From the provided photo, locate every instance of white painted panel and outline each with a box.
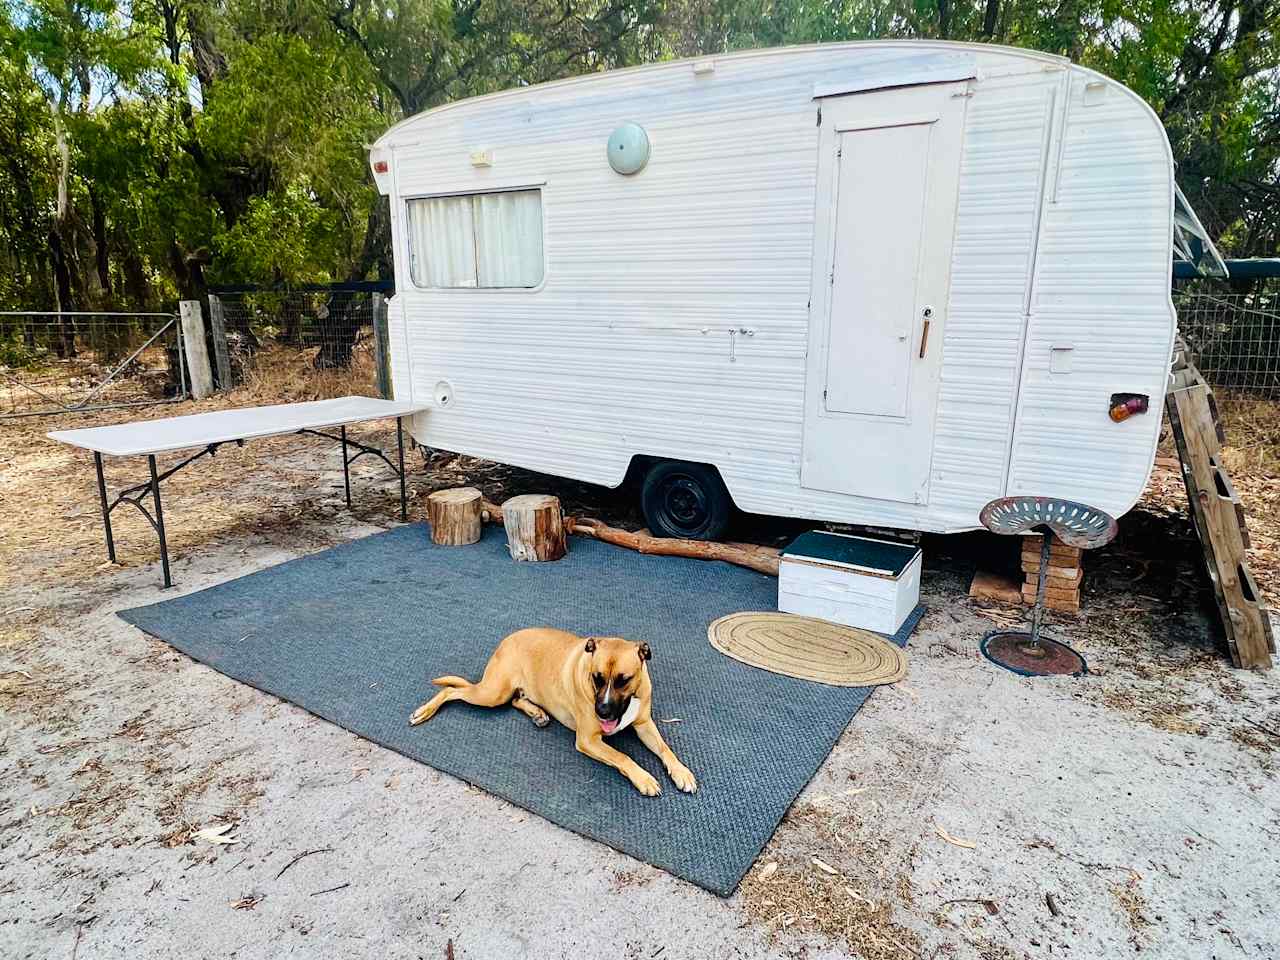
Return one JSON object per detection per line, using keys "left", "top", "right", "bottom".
{"left": 802, "top": 81, "right": 967, "bottom": 505}
{"left": 1005, "top": 68, "right": 1175, "bottom": 518}
{"left": 812, "top": 52, "right": 975, "bottom": 98}
{"left": 778, "top": 551, "right": 920, "bottom": 633}
{"left": 824, "top": 122, "right": 931, "bottom": 418}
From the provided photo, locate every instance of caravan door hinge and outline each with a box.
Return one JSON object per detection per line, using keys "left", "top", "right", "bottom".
{"left": 816, "top": 105, "right": 822, "bottom": 126}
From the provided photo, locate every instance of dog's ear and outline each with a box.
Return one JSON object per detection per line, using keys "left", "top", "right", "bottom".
{"left": 584, "top": 637, "right": 596, "bottom": 654}
{"left": 638, "top": 642, "right": 652, "bottom": 662}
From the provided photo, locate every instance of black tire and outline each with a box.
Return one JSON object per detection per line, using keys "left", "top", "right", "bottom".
{"left": 640, "top": 461, "right": 733, "bottom": 540}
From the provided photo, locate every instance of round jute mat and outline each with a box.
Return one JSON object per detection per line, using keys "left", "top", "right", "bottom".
{"left": 707, "top": 612, "right": 907, "bottom": 687}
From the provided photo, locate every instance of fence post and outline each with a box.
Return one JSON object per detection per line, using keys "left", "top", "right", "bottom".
{"left": 372, "top": 292, "right": 393, "bottom": 400}
{"left": 179, "top": 300, "right": 214, "bottom": 400}
{"left": 207, "top": 294, "right": 233, "bottom": 389}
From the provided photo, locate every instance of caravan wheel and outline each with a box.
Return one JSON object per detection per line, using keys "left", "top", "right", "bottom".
{"left": 640, "top": 461, "right": 732, "bottom": 541}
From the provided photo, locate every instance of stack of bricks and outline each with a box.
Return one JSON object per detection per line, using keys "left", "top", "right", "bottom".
{"left": 1021, "top": 535, "right": 1083, "bottom": 613}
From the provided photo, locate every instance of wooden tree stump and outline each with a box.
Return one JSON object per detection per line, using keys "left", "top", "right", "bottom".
{"left": 502, "top": 494, "right": 567, "bottom": 562}
{"left": 426, "top": 487, "right": 483, "bottom": 546}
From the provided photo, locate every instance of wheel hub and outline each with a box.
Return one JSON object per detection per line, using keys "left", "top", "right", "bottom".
{"left": 663, "top": 476, "right": 708, "bottom": 531}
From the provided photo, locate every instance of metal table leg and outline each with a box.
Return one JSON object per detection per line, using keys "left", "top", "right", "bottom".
{"left": 340, "top": 425, "right": 352, "bottom": 508}
{"left": 148, "top": 454, "right": 172, "bottom": 588}
{"left": 94, "top": 452, "right": 116, "bottom": 563}
{"left": 396, "top": 416, "right": 407, "bottom": 521}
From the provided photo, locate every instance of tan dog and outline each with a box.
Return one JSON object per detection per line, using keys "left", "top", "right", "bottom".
{"left": 409, "top": 628, "right": 696, "bottom": 796}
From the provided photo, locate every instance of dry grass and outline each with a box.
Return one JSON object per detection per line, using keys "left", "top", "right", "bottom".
{"left": 1098, "top": 689, "right": 1207, "bottom": 736}
{"left": 1146, "top": 397, "right": 1280, "bottom": 607}
{"left": 1216, "top": 397, "right": 1280, "bottom": 477}
{"left": 1230, "top": 726, "right": 1276, "bottom": 755}
{"left": 234, "top": 341, "right": 378, "bottom": 406}
{"left": 739, "top": 801, "right": 922, "bottom": 959}
{"left": 1109, "top": 874, "right": 1152, "bottom": 946}
{"left": 609, "top": 868, "right": 654, "bottom": 892}
{"left": 741, "top": 865, "right": 921, "bottom": 960}
{"left": 0, "top": 346, "right": 396, "bottom": 593}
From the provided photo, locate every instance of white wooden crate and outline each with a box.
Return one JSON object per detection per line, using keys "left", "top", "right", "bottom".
{"left": 778, "top": 531, "right": 922, "bottom": 634}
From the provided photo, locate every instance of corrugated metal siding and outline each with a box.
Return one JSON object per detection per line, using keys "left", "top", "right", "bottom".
{"left": 928, "top": 75, "right": 1057, "bottom": 528}
{"left": 378, "top": 45, "right": 1173, "bottom": 533}
{"left": 1005, "top": 70, "right": 1174, "bottom": 516}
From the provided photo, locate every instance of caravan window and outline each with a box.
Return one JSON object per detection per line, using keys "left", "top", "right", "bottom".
{"left": 405, "top": 189, "right": 544, "bottom": 289}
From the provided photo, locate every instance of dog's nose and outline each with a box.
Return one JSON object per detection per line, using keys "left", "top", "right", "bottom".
{"left": 595, "top": 701, "right": 612, "bottom": 719}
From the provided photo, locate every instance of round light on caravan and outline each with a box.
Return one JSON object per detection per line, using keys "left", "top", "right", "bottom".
{"left": 607, "top": 122, "right": 650, "bottom": 175}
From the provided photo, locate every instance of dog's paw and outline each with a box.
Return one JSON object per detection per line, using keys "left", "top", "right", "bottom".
{"left": 668, "top": 762, "right": 698, "bottom": 793}
{"left": 631, "top": 769, "right": 662, "bottom": 797}
{"left": 409, "top": 704, "right": 434, "bottom": 725}
{"left": 531, "top": 712, "right": 550, "bottom": 728}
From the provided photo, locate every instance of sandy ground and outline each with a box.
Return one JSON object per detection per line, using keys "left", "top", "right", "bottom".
{"left": 2, "top": 395, "right": 1278, "bottom": 959}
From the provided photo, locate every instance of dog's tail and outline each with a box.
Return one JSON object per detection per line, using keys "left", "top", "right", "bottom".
{"left": 431, "top": 675, "right": 470, "bottom": 688}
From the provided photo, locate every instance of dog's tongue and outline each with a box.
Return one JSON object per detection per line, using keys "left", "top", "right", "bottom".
{"left": 600, "top": 718, "right": 619, "bottom": 735}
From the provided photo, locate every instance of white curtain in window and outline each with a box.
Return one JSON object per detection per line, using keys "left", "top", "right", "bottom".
{"left": 475, "top": 190, "right": 544, "bottom": 287}
{"left": 407, "top": 195, "right": 477, "bottom": 288}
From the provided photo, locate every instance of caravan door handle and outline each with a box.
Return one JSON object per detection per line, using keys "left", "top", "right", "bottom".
{"left": 918, "top": 307, "right": 933, "bottom": 358}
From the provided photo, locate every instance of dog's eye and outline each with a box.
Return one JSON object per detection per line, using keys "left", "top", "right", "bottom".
{"left": 614, "top": 675, "right": 629, "bottom": 688}
{"left": 592, "top": 673, "right": 604, "bottom": 689}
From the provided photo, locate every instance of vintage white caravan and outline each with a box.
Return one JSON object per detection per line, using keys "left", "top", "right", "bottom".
{"left": 369, "top": 41, "right": 1222, "bottom": 539}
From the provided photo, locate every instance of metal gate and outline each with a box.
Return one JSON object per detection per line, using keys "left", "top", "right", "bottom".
{"left": 0, "top": 310, "right": 188, "bottom": 419}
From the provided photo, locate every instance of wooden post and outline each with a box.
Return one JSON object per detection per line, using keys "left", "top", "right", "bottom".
{"left": 426, "top": 487, "right": 483, "bottom": 545}
{"left": 207, "top": 294, "right": 233, "bottom": 389}
{"left": 179, "top": 300, "right": 213, "bottom": 400}
{"left": 372, "top": 292, "right": 392, "bottom": 400}
{"left": 502, "top": 494, "right": 567, "bottom": 562}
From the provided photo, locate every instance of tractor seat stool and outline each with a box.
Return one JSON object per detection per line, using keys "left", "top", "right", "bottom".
{"left": 977, "top": 497, "right": 1118, "bottom": 677}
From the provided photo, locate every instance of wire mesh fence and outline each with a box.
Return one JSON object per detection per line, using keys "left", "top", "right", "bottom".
{"left": 209, "top": 288, "right": 387, "bottom": 400}
{"left": 1176, "top": 291, "right": 1280, "bottom": 403}
{"left": 0, "top": 311, "right": 187, "bottom": 419}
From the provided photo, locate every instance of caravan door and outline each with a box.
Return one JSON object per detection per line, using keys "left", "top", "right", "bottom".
{"left": 801, "top": 82, "right": 967, "bottom": 505}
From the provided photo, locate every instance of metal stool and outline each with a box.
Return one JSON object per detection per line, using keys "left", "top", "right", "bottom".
{"left": 978, "top": 497, "right": 1118, "bottom": 676}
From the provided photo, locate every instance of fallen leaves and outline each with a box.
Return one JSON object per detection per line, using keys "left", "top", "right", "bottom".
{"left": 934, "top": 824, "right": 976, "bottom": 850}
{"left": 194, "top": 823, "right": 240, "bottom": 845}
{"left": 230, "top": 894, "right": 263, "bottom": 910}
{"left": 811, "top": 857, "right": 839, "bottom": 876}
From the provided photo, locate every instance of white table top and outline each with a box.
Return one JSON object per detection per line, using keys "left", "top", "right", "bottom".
{"left": 48, "top": 396, "right": 427, "bottom": 457}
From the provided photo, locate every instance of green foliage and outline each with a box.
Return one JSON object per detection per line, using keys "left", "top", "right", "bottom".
{"left": 0, "top": 334, "right": 47, "bottom": 369}
{"left": 213, "top": 184, "right": 345, "bottom": 284}
{"left": 0, "top": 0, "right": 1277, "bottom": 312}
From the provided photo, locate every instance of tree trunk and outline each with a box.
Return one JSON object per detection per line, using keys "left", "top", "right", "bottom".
{"left": 427, "top": 487, "right": 483, "bottom": 545}
{"left": 478, "top": 500, "right": 781, "bottom": 575}
{"left": 121, "top": 246, "right": 151, "bottom": 309}
{"left": 48, "top": 226, "right": 77, "bottom": 358}
{"left": 89, "top": 185, "right": 112, "bottom": 298}
{"left": 502, "top": 494, "right": 567, "bottom": 562}
{"left": 570, "top": 519, "right": 781, "bottom": 576}
{"left": 982, "top": 0, "right": 1000, "bottom": 38}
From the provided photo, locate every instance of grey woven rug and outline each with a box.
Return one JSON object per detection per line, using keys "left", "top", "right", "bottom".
{"left": 119, "top": 525, "right": 921, "bottom": 895}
